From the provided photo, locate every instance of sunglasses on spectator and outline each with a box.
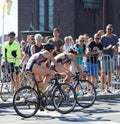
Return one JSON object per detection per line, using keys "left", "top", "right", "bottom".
{"left": 80, "top": 40, "right": 84, "bottom": 42}
{"left": 95, "top": 37, "right": 100, "bottom": 39}
{"left": 22, "top": 42, "right": 25, "bottom": 44}
{"left": 36, "top": 37, "right": 43, "bottom": 41}
{"left": 31, "top": 38, "right": 35, "bottom": 40}
{"left": 107, "top": 28, "right": 112, "bottom": 30}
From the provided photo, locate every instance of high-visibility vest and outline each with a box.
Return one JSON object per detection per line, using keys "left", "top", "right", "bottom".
{"left": 2, "top": 41, "right": 21, "bottom": 66}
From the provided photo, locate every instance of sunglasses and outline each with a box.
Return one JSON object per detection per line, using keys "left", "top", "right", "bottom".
{"left": 79, "top": 40, "right": 84, "bottom": 42}
{"left": 95, "top": 37, "right": 100, "bottom": 39}
{"left": 36, "top": 37, "right": 43, "bottom": 41}
{"left": 107, "top": 28, "right": 112, "bottom": 30}
{"left": 31, "top": 38, "right": 35, "bottom": 40}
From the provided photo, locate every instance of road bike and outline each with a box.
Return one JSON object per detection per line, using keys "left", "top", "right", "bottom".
{"left": 13, "top": 72, "right": 76, "bottom": 118}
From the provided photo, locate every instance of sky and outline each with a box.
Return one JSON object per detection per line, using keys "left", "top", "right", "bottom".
{"left": 0, "top": 0, "right": 18, "bottom": 36}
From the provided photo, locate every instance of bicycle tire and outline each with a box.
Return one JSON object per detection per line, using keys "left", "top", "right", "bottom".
{"left": 75, "top": 80, "right": 96, "bottom": 108}
{"left": 1, "top": 78, "right": 13, "bottom": 102}
{"left": 13, "top": 86, "right": 39, "bottom": 118}
{"left": 52, "top": 83, "right": 76, "bottom": 114}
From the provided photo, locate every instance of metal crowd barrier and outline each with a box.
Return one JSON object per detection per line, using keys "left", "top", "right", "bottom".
{"left": 0, "top": 55, "right": 120, "bottom": 92}
{"left": 72, "top": 54, "right": 120, "bottom": 92}
{"left": 112, "top": 54, "right": 120, "bottom": 90}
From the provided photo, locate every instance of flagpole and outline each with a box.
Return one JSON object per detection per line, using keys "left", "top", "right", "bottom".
{"left": 2, "top": 3, "right": 5, "bottom": 45}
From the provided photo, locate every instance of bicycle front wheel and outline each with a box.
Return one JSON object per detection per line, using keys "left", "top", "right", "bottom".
{"left": 13, "top": 86, "right": 39, "bottom": 118}
{"left": 52, "top": 83, "right": 76, "bottom": 114}
{"left": 75, "top": 80, "right": 96, "bottom": 108}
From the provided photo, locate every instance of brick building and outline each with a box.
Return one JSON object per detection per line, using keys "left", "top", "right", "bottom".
{"left": 18, "top": 0, "right": 120, "bottom": 41}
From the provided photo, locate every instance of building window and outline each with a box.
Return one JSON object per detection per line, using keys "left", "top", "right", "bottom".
{"left": 39, "top": 0, "right": 45, "bottom": 31}
{"left": 48, "top": 0, "right": 54, "bottom": 30}
{"left": 39, "top": 0, "right": 54, "bottom": 31}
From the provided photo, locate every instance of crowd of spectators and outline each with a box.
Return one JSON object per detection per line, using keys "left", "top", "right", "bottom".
{"left": 2, "top": 24, "right": 120, "bottom": 95}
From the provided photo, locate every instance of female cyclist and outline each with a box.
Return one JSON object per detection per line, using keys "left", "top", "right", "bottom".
{"left": 26, "top": 42, "right": 58, "bottom": 90}
{"left": 50, "top": 46, "right": 83, "bottom": 82}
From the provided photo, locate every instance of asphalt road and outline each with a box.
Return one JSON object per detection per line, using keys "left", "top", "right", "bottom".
{"left": 0, "top": 98, "right": 120, "bottom": 124}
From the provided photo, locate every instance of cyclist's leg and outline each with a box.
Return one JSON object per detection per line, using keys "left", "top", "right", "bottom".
{"left": 32, "top": 64, "right": 55, "bottom": 90}
{"left": 55, "top": 63, "right": 70, "bottom": 82}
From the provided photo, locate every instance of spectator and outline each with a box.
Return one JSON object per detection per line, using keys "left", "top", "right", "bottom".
{"left": 2, "top": 31, "right": 21, "bottom": 97}
{"left": 97, "top": 30, "right": 105, "bottom": 75}
{"left": 48, "top": 28, "right": 64, "bottom": 56}
{"left": 97, "top": 29, "right": 104, "bottom": 37}
{"left": 63, "top": 36, "right": 74, "bottom": 53}
{"left": 116, "top": 40, "right": 120, "bottom": 81}
{"left": 21, "top": 35, "right": 35, "bottom": 63}
{"left": 83, "top": 34, "right": 92, "bottom": 81}
{"left": 83, "top": 33, "right": 90, "bottom": 45}
{"left": 31, "top": 34, "right": 43, "bottom": 55}
{"left": 20, "top": 40, "right": 26, "bottom": 57}
{"left": 85, "top": 33, "right": 103, "bottom": 86}
{"left": 75, "top": 35, "right": 86, "bottom": 71}
{"left": 101, "top": 24, "right": 118, "bottom": 94}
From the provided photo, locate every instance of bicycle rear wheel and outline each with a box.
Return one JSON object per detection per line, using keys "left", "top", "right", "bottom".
{"left": 52, "top": 83, "right": 76, "bottom": 114}
{"left": 13, "top": 86, "right": 39, "bottom": 118}
{"left": 75, "top": 80, "right": 96, "bottom": 108}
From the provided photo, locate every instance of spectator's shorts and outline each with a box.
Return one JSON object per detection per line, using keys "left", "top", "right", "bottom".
{"left": 101, "top": 57, "right": 113, "bottom": 73}
{"left": 2, "top": 62, "right": 19, "bottom": 75}
{"left": 84, "top": 61, "right": 98, "bottom": 76}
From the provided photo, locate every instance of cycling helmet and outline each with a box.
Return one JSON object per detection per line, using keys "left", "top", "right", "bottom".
{"left": 68, "top": 46, "right": 79, "bottom": 54}
{"left": 44, "top": 42, "right": 54, "bottom": 51}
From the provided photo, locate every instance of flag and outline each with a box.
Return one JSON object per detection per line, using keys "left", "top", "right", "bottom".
{"left": 3, "top": 0, "right": 12, "bottom": 15}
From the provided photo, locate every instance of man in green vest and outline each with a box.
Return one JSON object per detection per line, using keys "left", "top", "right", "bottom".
{"left": 2, "top": 31, "right": 21, "bottom": 100}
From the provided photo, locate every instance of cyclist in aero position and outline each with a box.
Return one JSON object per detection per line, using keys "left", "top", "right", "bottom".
{"left": 26, "top": 42, "right": 60, "bottom": 91}
{"left": 50, "top": 46, "right": 83, "bottom": 82}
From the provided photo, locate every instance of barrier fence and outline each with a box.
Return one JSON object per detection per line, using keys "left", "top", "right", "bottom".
{"left": 0, "top": 55, "right": 120, "bottom": 93}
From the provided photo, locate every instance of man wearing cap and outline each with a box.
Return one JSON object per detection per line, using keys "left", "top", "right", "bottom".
{"left": 2, "top": 31, "right": 21, "bottom": 98}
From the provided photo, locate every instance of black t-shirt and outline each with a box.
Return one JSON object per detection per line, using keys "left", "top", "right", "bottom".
{"left": 87, "top": 41, "right": 103, "bottom": 63}
{"left": 34, "top": 44, "right": 43, "bottom": 53}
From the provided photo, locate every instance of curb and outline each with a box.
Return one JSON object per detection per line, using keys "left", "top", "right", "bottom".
{"left": 0, "top": 102, "right": 13, "bottom": 108}
{"left": 96, "top": 93, "right": 120, "bottom": 100}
